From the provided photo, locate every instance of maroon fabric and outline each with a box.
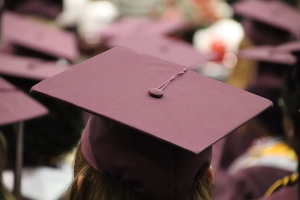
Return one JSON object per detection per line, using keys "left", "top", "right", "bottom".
{"left": 31, "top": 47, "right": 272, "bottom": 154}
{"left": 30, "top": 47, "right": 273, "bottom": 199}
{"left": 105, "top": 34, "right": 216, "bottom": 70}
{"left": 257, "top": 184, "right": 299, "bottom": 200}
{"left": 213, "top": 166, "right": 292, "bottom": 200}
{"left": 242, "top": 19, "right": 294, "bottom": 46}
{"left": 217, "top": 129, "right": 261, "bottom": 170}
{"left": 1, "top": 11, "right": 78, "bottom": 61}
{"left": 238, "top": 45, "right": 296, "bottom": 65}
{"left": 0, "top": 77, "right": 47, "bottom": 126}
{"left": 82, "top": 115, "right": 212, "bottom": 200}
{"left": 0, "top": 53, "right": 68, "bottom": 80}
{"left": 233, "top": 0, "right": 300, "bottom": 35}
{"left": 276, "top": 41, "right": 300, "bottom": 53}
{"left": 100, "top": 17, "right": 214, "bottom": 70}
{"left": 14, "top": 0, "right": 62, "bottom": 19}
{"left": 100, "top": 17, "right": 188, "bottom": 39}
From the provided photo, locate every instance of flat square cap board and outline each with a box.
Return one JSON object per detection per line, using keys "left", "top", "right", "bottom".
{"left": 100, "top": 17, "right": 188, "bottom": 39}
{"left": 238, "top": 45, "right": 296, "bottom": 65}
{"left": 0, "top": 77, "right": 48, "bottom": 126}
{"left": 31, "top": 47, "right": 272, "bottom": 154}
{"left": 106, "top": 34, "right": 217, "bottom": 69}
{"left": 0, "top": 53, "right": 69, "bottom": 81}
{"left": 1, "top": 11, "right": 79, "bottom": 61}
{"left": 233, "top": 0, "right": 300, "bottom": 35}
{"left": 275, "top": 41, "right": 300, "bottom": 54}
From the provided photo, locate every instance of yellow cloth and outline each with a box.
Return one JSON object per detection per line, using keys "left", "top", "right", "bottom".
{"left": 249, "top": 141, "right": 298, "bottom": 162}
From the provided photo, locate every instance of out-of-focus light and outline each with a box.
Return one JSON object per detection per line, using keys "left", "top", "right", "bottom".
{"left": 223, "top": 52, "right": 238, "bottom": 69}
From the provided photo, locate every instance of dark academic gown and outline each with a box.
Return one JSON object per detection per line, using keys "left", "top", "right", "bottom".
{"left": 257, "top": 184, "right": 299, "bottom": 200}
{"left": 212, "top": 166, "right": 292, "bottom": 200}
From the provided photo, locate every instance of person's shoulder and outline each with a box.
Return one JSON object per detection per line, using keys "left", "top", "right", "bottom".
{"left": 233, "top": 166, "right": 292, "bottom": 183}
{"left": 257, "top": 184, "right": 298, "bottom": 200}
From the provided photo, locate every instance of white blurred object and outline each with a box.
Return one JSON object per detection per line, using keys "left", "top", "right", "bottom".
{"left": 198, "top": 61, "right": 234, "bottom": 81}
{"left": 193, "top": 18, "right": 244, "bottom": 54}
{"left": 111, "top": 0, "right": 163, "bottom": 16}
{"left": 77, "top": 1, "right": 119, "bottom": 44}
{"left": 57, "top": 0, "right": 90, "bottom": 27}
{"left": 222, "top": 52, "right": 238, "bottom": 69}
{"left": 215, "top": 1, "right": 234, "bottom": 18}
{"left": 3, "top": 162, "right": 73, "bottom": 200}
{"left": 194, "top": 18, "right": 243, "bottom": 80}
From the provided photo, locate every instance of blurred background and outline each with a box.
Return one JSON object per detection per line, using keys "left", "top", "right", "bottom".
{"left": 0, "top": 0, "right": 299, "bottom": 199}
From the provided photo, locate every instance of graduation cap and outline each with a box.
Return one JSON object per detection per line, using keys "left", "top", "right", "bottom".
{"left": 12, "top": 0, "right": 62, "bottom": 19}
{"left": 0, "top": 53, "right": 69, "bottom": 81}
{"left": 0, "top": 77, "right": 48, "bottom": 199}
{"left": 105, "top": 34, "right": 216, "bottom": 69}
{"left": 30, "top": 47, "right": 272, "bottom": 199}
{"left": 1, "top": 11, "right": 79, "bottom": 61}
{"left": 238, "top": 45, "right": 297, "bottom": 65}
{"left": 275, "top": 41, "right": 300, "bottom": 57}
{"left": 233, "top": 0, "right": 300, "bottom": 35}
{"left": 100, "top": 17, "right": 187, "bottom": 39}
{"left": 233, "top": 0, "right": 300, "bottom": 45}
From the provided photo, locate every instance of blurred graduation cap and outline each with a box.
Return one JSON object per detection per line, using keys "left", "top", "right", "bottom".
{"left": 0, "top": 53, "right": 69, "bottom": 81}
{"left": 0, "top": 77, "right": 48, "bottom": 199}
{"left": 98, "top": 17, "right": 214, "bottom": 69}
{"left": 100, "top": 17, "right": 188, "bottom": 40}
{"left": 1, "top": 11, "right": 79, "bottom": 61}
{"left": 233, "top": 0, "right": 300, "bottom": 45}
{"left": 11, "top": 0, "right": 62, "bottom": 19}
{"left": 105, "top": 34, "right": 216, "bottom": 69}
{"left": 31, "top": 47, "right": 272, "bottom": 199}
{"left": 275, "top": 41, "right": 300, "bottom": 57}
{"left": 0, "top": 77, "right": 48, "bottom": 125}
{"left": 238, "top": 45, "right": 297, "bottom": 65}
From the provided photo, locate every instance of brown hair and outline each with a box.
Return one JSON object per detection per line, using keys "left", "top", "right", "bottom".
{"left": 63, "top": 142, "right": 212, "bottom": 200}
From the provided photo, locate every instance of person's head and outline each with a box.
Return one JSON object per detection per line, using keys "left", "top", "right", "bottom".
{"left": 64, "top": 141, "right": 213, "bottom": 200}
{"left": 63, "top": 115, "right": 214, "bottom": 200}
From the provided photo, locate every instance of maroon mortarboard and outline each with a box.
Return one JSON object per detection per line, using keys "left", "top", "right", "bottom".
{"left": 275, "top": 41, "right": 300, "bottom": 55}
{"left": 30, "top": 47, "right": 272, "bottom": 199}
{"left": 1, "top": 11, "right": 79, "bottom": 61}
{"left": 13, "top": 0, "right": 62, "bottom": 19}
{"left": 0, "top": 77, "right": 48, "bottom": 125}
{"left": 0, "top": 77, "right": 48, "bottom": 199}
{"left": 106, "top": 34, "right": 216, "bottom": 69}
{"left": 233, "top": 0, "right": 300, "bottom": 36}
{"left": 0, "top": 53, "right": 69, "bottom": 81}
{"left": 238, "top": 45, "right": 297, "bottom": 65}
{"left": 100, "top": 17, "right": 187, "bottom": 39}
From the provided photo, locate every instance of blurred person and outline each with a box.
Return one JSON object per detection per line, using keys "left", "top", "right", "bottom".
{"left": 30, "top": 47, "right": 272, "bottom": 200}
{"left": 227, "top": 0, "right": 300, "bottom": 89}
{"left": 218, "top": 45, "right": 294, "bottom": 169}
{"left": 212, "top": 76, "right": 298, "bottom": 200}
{"left": 258, "top": 56, "right": 300, "bottom": 200}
